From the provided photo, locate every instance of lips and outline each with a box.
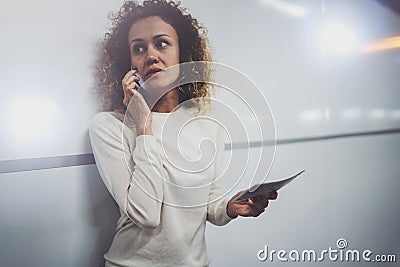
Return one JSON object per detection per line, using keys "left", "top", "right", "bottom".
{"left": 145, "top": 68, "right": 163, "bottom": 79}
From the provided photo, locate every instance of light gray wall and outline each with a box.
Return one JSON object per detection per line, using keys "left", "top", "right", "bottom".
{"left": 0, "top": 0, "right": 399, "bottom": 266}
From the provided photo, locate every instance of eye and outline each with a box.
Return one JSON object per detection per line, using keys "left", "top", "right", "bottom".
{"left": 132, "top": 44, "right": 145, "bottom": 54}
{"left": 155, "top": 40, "right": 169, "bottom": 49}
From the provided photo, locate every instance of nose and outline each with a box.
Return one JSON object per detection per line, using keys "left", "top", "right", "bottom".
{"left": 145, "top": 45, "right": 159, "bottom": 66}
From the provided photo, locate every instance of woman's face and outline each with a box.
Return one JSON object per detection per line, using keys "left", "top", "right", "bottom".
{"left": 128, "top": 16, "right": 180, "bottom": 85}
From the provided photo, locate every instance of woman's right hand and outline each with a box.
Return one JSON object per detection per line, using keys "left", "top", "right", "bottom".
{"left": 122, "top": 69, "right": 153, "bottom": 136}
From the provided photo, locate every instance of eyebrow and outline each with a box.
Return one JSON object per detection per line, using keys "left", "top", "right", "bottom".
{"left": 130, "top": 34, "right": 171, "bottom": 44}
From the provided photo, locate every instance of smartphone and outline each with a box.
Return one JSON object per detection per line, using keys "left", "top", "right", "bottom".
{"left": 131, "top": 68, "right": 149, "bottom": 105}
{"left": 134, "top": 71, "right": 143, "bottom": 87}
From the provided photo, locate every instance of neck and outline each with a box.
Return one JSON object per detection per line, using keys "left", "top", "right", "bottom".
{"left": 152, "top": 88, "right": 180, "bottom": 113}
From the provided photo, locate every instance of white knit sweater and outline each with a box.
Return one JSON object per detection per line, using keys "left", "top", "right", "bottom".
{"left": 89, "top": 107, "right": 233, "bottom": 267}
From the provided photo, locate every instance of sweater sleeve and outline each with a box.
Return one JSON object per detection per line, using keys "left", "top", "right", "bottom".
{"left": 206, "top": 126, "right": 234, "bottom": 226}
{"left": 89, "top": 112, "right": 164, "bottom": 230}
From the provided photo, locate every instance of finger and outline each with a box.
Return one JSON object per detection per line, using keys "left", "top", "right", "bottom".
{"left": 123, "top": 80, "right": 139, "bottom": 96}
{"left": 253, "top": 197, "right": 269, "bottom": 207}
{"left": 232, "top": 191, "right": 244, "bottom": 198}
{"left": 126, "top": 82, "right": 140, "bottom": 91}
{"left": 230, "top": 191, "right": 247, "bottom": 203}
{"left": 122, "top": 69, "right": 138, "bottom": 83}
{"left": 250, "top": 205, "right": 264, "bottom": 216}
{"left": 234, "top": 199, "right": 249, "bottom": 205}
{"left": 254, "top": 202, "right": 267, "bottom": 212}
{"left": 125, "top": 76, "right": 135, "bottom": 86}
{"left": 126, "top": 75, "right": 140, "bottom": 86}
{"left": 122, "top": 70, "right": 139, "bottom": 95}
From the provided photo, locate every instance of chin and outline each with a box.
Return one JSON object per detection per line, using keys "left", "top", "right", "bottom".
{"left": 144, "top": 71, "right": 179, "bottom": 92}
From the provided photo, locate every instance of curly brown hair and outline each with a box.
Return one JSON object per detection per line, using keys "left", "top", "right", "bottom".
{"left": 96, "top": 0, "right": 213, "bottom": 113}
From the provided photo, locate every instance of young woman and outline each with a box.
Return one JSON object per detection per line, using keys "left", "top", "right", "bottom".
{"left": 90, "top": 1, "right": 277, "bottom": 266}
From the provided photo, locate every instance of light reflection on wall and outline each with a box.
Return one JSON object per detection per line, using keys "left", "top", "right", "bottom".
{"left": 369, "top": 109, "right": 386, "bottom": 120}
{"left": 341, "top": 108, "right": 362, "bottom": 119}
{"left": 317, "top": 19, "right": 357, "bottom": 55}
{"left": 300, "top": 108, "right": 400, "bottom": 123}
{"left": 300, "top": 109, "right": 324, "bottom": 121}
{"left": 5, "top": 97, "right": 60, "bottom": 144}
{"left": 258, "top": 0, "right": 307, "bottom": 17}
{"left": 389, "top": 110, "right": 400, "bottom": 119}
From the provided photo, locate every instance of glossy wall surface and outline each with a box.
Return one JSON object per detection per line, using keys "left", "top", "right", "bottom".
{"left": 0, "top": 0, "right": 399, "bottom": 266}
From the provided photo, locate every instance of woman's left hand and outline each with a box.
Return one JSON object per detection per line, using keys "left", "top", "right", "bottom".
{"left": 226, "top": 191, "right": 278, "bottom": 218}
